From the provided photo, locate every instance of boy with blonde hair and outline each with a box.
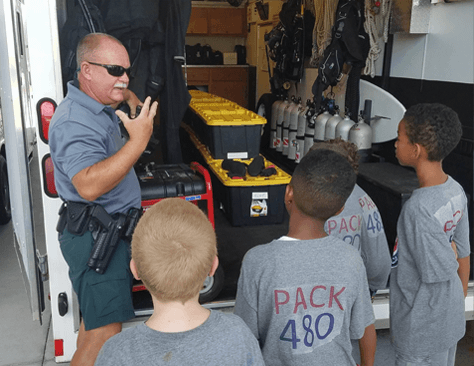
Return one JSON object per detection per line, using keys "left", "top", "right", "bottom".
{"left": 235, "top": 149, "right": 376, "bottom": 365}
{"left": 95, "top": 198, "right": 264, "bottom": 366}
{"left": 391, "top": 103, "right": 470, "bottom": 365}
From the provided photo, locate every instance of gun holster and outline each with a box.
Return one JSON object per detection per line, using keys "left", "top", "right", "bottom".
{"left": 56, "top": 202, "right": 142, "bottom": 274}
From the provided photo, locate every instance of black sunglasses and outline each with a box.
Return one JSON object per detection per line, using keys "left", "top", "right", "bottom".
{"left": 87, "top": 61, "right": 131, "bottom": 77}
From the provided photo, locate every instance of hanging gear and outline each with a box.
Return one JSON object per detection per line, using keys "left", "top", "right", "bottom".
{"left": 59, "top": 0, "right": 106, "bottom": 94}
{"left": 311, "top": 0, "right": 370, "bottom": 118}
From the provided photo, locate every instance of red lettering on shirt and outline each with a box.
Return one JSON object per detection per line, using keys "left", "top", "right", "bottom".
{"left": 444, "top": 210, "right": 463, "bottom": 233}
{"left": 339, "top": 218, "right": 348, "bottom": 233}
{"left": 327, "top": 220, "right": 337, "bottom": 235}
{"left": 293, "top": 287, "right": 308, "bottom": 313}
{"left": 274, "top": 290, "right": 289, "bottom": 315}
{"left": 310, "top": 286, "right": 326, "bottom": 308}
{"left": 359, "top": 196, "right": 375, "bottom": 210}
{"left": 349, "top": 215, "right": 361, "bottom": 231}
{"left": 329, "top": 286, "right": 346, "bottom": 310}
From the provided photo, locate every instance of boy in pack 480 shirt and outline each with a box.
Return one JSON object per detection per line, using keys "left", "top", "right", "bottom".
{"left": 235, "top": 149, "right": 376, "bottom": 366}
{"left": 391, "top": 103, "right": 470, "bottom": 366}
{"left": 310, "top": 139, "right": 391, "bottom": 294}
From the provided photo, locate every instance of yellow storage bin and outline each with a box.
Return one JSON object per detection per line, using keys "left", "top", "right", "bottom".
{"left": 186, "top": 91, "right": 266, "bottom": 160}
{"left": 183, "top": 124, "right": 291, "bottom": 226}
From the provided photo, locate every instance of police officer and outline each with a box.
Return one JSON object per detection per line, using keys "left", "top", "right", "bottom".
{"left": 49, "top": 33, "right": 158, "bottom": 366}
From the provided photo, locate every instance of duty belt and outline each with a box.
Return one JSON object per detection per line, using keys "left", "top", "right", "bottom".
{"left": 56, "top": 201, "right": 142, "bottom": 274}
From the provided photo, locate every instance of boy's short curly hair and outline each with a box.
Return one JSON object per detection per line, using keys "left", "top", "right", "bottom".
{"left": 403, "top": 103, "right": 462, "bottom": 162}
{"left": 131, "top": 198, "right": 217, "bottom": 303}
{"left": 291, "top": 149, "right": 356, "bottom": 220}
{"left": 309, "top": 138, "right": 360, "bottom": 174}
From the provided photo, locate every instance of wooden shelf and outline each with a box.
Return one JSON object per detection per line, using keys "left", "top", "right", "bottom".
{"left": 184, "top": 66, "right": 249, "bottom": 108}
{"left": 187, "top": 7, "right": 246, "bottom": 36}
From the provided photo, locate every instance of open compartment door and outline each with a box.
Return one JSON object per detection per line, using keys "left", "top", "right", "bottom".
{"left": 0, "top": 0, "right": 44, "bottom": 323}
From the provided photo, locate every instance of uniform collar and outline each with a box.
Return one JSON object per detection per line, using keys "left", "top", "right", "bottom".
{"left": 66, "top": 80, "right": 117, "bottom": 120}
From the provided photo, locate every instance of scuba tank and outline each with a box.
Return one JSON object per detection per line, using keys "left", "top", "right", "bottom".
{"left": 313, "top": 110, "right": 332, "bottom": 143}
{"left": 288, "top": 98, "right": 303, "bottom": 160}
{"left": 303, "top": 102, "right": 317, "bottom": 156}
{"left": 270, "top": 98, "right": 284, "bottom": 149}
{"left": 294, "top": 100, "right": 310, "bottom": 163}
{"left": 275, "top": 98, "right": 290, "bottom": 151}
{"left": 324, "top": 106, "right": 343, "bottom": 141}
{"left": 283, "top": 97, "right": 298, "bottom": 156}
{"left": 335, "top": 114, "right": 356, "bottom": 141}
{"left": 348, "top": 100, "right": 373, "bottom": 162}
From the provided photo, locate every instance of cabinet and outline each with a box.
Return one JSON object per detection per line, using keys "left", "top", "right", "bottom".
{"left": 187, "top": 7, "right": 246, "bottom": 36}
{"left": 184, "top": 66, "right": 249, "bottom": 108}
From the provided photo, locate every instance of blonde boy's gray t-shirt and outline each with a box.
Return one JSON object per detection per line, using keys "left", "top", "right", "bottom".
{"left": 235, "top": 236, "right": 375, "bottom": 366}
{"left": 94, "top": 310, "right": 264, "bottom": 366}
{"left": 390, "top": 176, "right": 470, "bottom": 356}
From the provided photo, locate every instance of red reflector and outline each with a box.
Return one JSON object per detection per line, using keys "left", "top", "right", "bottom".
{"left": 54, "top": 339, "right": 64, "bottom": 357}
{"left": 42, "top": 154, "right": 58, "bottom": 198}
{"left": 37, "top": 98, "right": 56, "bottom": 144}
{"left": 132, "top": 284, "right": 147, "bottom": 292}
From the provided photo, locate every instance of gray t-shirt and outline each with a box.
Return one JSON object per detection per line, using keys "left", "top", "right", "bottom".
{"left": 49, "top": 81, "right": 141, "bottom": 214}
{"left": 325, "top": 184, "right": 391, "bottom": 291}
{"left": 94, "top": 310, "right": 265, "bottom": 366}
{"left": 390, "top": 176, "right": 470, "bottom": 356}
{"left": 235, "top": 236, "right": 375, "bottom": 366}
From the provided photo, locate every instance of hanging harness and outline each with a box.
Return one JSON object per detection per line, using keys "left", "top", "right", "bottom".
{"left": 311, "top": 0, "right": 370, "bottom": 118}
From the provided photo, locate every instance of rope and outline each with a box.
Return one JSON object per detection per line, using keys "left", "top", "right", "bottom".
{"left": 363, "top": 0, "right": 393, "bottom": 77}
{"left": 310, "top": 0, "right": 338, "bottom": 68}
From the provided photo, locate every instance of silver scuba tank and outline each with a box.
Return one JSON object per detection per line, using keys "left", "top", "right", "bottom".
{"left": 294, "top": 100, "right": 310, "bottom": 163}
{"left": 270, "top": 99, "right": 284, "bottom": 149}
{"left": 313, "top": 110, "right": 332, "bottom": 143}
{"left": 276, "top": 98, "right": 290, "bottom": 152}
{"left": 335, "top": 115, "right": 356, "bottom": 141}
{"left": 288, "top": 98, "right": 303, "bottom": 160}
{"left": 283, "top": 97, "right": 298, "bottom": 156}
{"left": 349, "top": 99, "right": 373, "bottom": 162}
{"left": 324, "top": 107, "right": 343, "bottom": 141}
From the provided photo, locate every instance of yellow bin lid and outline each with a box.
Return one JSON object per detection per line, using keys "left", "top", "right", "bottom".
{"left": 183, "top": 124, "right": 291, "bottom": 187}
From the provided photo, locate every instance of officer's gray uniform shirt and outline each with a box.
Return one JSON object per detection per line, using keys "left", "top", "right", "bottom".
{"left": 49, "top": 81, "right": 141, "bottom": 214}
{"left": 390, "top": 176, "right": 470, "bottom": 356}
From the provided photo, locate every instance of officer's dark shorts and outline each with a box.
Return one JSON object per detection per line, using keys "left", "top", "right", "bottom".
{"left": 59, "top": 229, "right": 135, "bottom": 331}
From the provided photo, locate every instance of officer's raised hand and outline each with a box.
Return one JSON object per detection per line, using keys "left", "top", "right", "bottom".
{"left": 116, "top": 96, "right": 158, "bottom": 152}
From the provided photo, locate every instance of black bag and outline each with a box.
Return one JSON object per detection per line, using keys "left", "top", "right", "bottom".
{"left": 200, "top": 44, "right": 213, "bottom": 65}
{"left": 211, "top": 50, "right": 224, "bottom": 65}
{"left": 185, "top": 43, "right": 203, "bottom": 65}
{"left": 235, "top": 45, "right": 246, "bottom": 65}
{"left": 59, "top": 0, "right": 106, "bottom": 94}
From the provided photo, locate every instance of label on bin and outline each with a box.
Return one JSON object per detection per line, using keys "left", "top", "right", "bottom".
{"left": 252, "top": 192, "right": 268, "bottom": 200}
{"left": 227, "top": 152, "right": 248, "bottom": 159}
{"left": 251, "top": 199, "right": 268, "bottom": 217}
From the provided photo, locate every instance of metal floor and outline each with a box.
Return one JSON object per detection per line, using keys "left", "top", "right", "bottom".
{"left": 1, "top": 210, "right": 474, "bottom": 366}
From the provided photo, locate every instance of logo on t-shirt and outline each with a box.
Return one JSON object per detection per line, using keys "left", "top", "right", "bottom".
{"left": 391, "top": 238, "right": 398, "bottom": 268}
{"left": 274, "top": 284, "right": 346, "bottom": 354}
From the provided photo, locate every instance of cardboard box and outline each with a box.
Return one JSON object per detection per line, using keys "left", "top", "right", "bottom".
{"left": 223, "top": 52, "right": 238, "bottom": 65}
